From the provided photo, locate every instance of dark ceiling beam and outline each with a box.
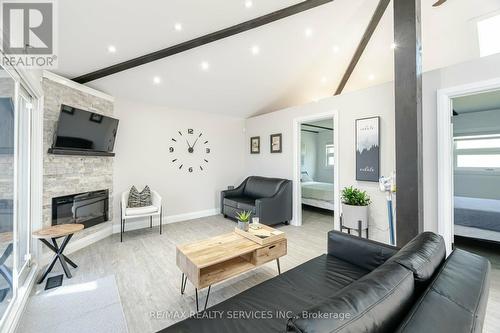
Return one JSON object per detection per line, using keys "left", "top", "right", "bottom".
{"left": 394, "top": 0, "right": 423, "bottom": 246}
{"left": 334, "top": 0, "right": 390, "bottom": 95}
{"left": 73, "top": 0, "right": 334, "bottom": 84}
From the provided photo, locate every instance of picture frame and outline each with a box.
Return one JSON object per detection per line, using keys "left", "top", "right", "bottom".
{"left": 355, "top": 116, "right": 380, "bottom": 182}
{"left": 270, "top": 133, "right": 282, "bottom": 153}
{"left": 89, "top": 113, "right": 103, "bottom": 123}
{"left": 250, "top": 136, "right": 260, "bottom": 154}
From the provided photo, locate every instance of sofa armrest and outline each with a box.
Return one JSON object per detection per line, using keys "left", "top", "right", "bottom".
{"left": 255, "top": 180, "right": 292, "bottom": 223}
{"left": 328, "top": 230, "right": 398, "bottom": 271}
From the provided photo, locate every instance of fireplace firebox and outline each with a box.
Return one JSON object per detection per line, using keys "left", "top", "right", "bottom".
{"left": 52, "top": 190, "right": 109, "bottom": 228}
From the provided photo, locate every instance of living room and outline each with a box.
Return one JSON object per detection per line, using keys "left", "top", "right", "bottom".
{"left": 1, "top": 0, "right": 500, "bottom": 332}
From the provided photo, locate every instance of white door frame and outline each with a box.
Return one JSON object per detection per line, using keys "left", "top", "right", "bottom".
{"left": 292, "top": 110, "right": 340, "bottom": 228}
{"left": 437, "top": 77, "right": 500, "bottom": 255}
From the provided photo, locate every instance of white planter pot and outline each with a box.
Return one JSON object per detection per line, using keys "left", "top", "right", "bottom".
{"left": 341, "top": 203, "right": 369, "bottom": 230}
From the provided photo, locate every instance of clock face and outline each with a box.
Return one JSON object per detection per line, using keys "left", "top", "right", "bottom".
{"left": 169, "top": 129, "right": 211, "bottom": 173}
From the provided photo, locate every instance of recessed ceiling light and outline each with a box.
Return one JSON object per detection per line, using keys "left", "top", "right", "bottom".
{"left": 305, "top": 28, "right": 313, "bottom": 38}
{"left": 320, "top": 76, "right": 328, "bottom": 84}
{"left": 251, "top": 45, "right": 260, "bottom": 55}
{"left": 200, "top": 61, "right": 210, "bottom": 71}
{"left": 107, "top": 45, "right": 116, "bottom": 53}
{"left": 368, "top": 74, "right": 375, "bottom": 81}
{"left": 332, "top": 45, "right": 340, "bottom": 53}
{"left": 153, "top": 76, "right": 161, "bottom": 84}
{"left": 174, "top": 23, "right": 183, "bottom": 31}
{"left": 390, "top": 42, "right": 397, "bottom": 49}
{"left": 245, "top": 0, "right": 253, "bottom": 8}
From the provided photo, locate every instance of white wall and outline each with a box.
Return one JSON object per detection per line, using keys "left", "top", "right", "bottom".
{"left": 245, "top": 84, "right": 395, "bottom": 243}
{"left": 315, "top": 130, "right": 335, "bottom": 183}
{"left": 245, "top": 53, "right": 500, "bottom": 244}
{"left": 300, "top": 131, "right": 317, "bottom": 179}
{"left": 113, "top": 99, "right": 246, "bottom": 229}
{"left": 422, "top": 53, "right": 500, "bottom": 234}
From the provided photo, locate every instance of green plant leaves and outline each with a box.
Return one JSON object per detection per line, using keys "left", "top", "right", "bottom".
{"left": 341, "top": 186, "right": 371, "bottom": 206}
{"left": 236, "top": 210, "right": 252, "bottom": 222}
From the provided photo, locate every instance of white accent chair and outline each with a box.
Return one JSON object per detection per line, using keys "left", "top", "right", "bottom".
{"left": 120, "top": 189, "right": 163, "bottom": 242}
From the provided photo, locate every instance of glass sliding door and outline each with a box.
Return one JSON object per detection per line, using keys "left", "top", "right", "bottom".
{"left": 15, "top": 86, "right": 33, "bottom": 285}
{"left": 0, "top": 65, "right": 35, "bottom": 322}
{"left": 0, "top": 66, "right": 16, "bottom": 319}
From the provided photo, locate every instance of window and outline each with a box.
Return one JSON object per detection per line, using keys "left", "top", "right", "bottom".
{"left": 454, "top": 135, "right": 500, "bottom": 170}
{"left": 325, "top": 144, "right": 334, "bottom": 167}
{"left": 478, "top": 14, "right": 500, "bottom": 57}
{"left": 0, "top": 66, "right": 35, "bottom": 321}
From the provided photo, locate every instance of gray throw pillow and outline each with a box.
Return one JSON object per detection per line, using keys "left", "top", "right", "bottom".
{"left": 127, "top": 186, "right": 152, "bottom": 208}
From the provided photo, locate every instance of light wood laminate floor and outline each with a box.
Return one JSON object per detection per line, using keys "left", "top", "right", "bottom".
{"left": 29, "top": 209, "right": 334, "bottom": 333}
{"left": 23, "top": 209, "right": 500, "bottom": 333}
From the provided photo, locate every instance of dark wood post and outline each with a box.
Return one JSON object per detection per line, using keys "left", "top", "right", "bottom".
{"left": 394, "top": 0, "right": 424, "bottom": 246}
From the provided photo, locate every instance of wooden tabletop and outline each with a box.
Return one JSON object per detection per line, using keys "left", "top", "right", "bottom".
{"left": 32, "top": 224, "right": 84, "bottom": 239}
{"left": 177, "top": 232, "right": 262, "bottom": 269}
{"left": 0, "top": 232, "right": 13, "bottom": 243}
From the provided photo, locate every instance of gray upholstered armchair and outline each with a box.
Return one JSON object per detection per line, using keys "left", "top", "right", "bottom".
{"left": 221, "top": 176, "right": 292, "bottom": 225}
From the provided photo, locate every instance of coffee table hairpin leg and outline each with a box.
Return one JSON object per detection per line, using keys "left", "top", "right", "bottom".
{"left": 180, "top": 273, "right": 211, "bottom": 312}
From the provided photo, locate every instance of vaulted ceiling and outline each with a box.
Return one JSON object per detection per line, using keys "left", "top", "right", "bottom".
{"left": 55, "top": 0, "right": 500, "bottom": 117}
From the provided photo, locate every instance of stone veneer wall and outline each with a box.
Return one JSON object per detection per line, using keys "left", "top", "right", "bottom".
{"left": 43, "top": 77, "right": 114, "bottom": 243}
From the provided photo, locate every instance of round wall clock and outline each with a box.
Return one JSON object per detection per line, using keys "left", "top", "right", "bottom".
{"left": 169, "top": 128, "right": 211, "bottom": 173}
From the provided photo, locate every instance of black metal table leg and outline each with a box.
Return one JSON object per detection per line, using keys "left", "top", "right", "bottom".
{"left": 40, "top": 239, "right": 78, "bottom": 268}
{"left": 276, "top": 258, "right": 281, "bottom": 275}
{"left": 195, "top": 286, "right": 212, "bottom": 312}
{"left": 38, "top": 234, "right": 76, "bottom": 284}
{"left": 181, "top": 273, "right": 187, "bottom": 294}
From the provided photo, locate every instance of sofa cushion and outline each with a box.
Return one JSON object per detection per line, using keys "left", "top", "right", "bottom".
{"left": 223, "top": 197, "right": 256, "bottom": 211}
{"left": 288, "top": 262, "right": 415, "bottom": 333}
{"left": 396, "top": 249, "right": 491, "bottom": 333}
{"left": 387, "top": 232, "right": 445, "bottom": 284}
{"left": 125, "top": 205, "right": 158, "bottom": 216}
{"left": 243, "top": 176, "right": 286, "bottom": 199}
{"left": 160, "top": 254, "right": 370, "bottom": 333}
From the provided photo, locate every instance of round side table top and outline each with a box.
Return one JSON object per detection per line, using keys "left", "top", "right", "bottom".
{"left": 32, "top": 224, "right": 84, "bottom": 239}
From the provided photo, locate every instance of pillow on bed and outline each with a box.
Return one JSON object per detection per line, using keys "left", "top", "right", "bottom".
{"left": 301, "top": 172, "right": 313, "bottom": 182}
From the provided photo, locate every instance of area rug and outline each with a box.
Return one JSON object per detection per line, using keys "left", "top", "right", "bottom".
{"left": 18, "top": 275, "right": 128, "bottom": 333}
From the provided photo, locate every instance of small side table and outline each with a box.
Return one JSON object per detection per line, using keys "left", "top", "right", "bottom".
{"left": 33, "top": 224, "right": 84, "bottom": 284}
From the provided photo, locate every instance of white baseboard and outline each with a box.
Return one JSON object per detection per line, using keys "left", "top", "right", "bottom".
{"left": 111, "top": 208, "right": 220, "bottom": 234}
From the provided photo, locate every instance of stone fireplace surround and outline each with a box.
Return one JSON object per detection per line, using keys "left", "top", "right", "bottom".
{"left": 42, "top": 72, "right": 115, "bottom": 254}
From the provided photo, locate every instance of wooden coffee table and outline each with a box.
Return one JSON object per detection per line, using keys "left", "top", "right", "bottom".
{"left": 176, "top": 227, "right": 287, "bottom": 311}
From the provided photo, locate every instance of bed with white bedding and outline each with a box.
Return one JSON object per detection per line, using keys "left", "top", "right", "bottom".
{"left": 454, "top": 196, "right": 500, "bottom": 232}
{"left": 301, "top": 181, "right": 334, "bottom": 211}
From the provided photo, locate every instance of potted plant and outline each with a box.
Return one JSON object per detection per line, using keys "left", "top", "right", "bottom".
{"left": 341, "top": 186, "right": 371, "bottom": 234}
{"left": 235, "top": 210, "right": 252, "bottom": 232}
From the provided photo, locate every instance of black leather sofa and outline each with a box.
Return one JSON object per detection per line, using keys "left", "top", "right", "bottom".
{"left": 160, "top": 231, "right": 491, "bottom": 333}
{"left": 221, "top": 176, "right": 292, "bottom": 225}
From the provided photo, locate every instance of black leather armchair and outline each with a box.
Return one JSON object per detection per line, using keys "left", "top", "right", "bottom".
{"left": 221, "top": 176, "right": 292, "bottom": 225}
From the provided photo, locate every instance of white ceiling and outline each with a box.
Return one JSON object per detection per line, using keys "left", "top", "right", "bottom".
{"left": 54, "top": 0, "right": 500, "bottom": 118}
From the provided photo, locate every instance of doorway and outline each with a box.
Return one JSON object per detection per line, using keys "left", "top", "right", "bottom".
{"left": 292, "top": 111, "right": 339, "bottom": 228}
{"left": 437, "top": 78, "right": 500, "bottom": 253}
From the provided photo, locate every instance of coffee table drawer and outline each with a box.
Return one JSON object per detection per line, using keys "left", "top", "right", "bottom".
{"left": 252, "top": 239, "right": 286, "bottom": 265}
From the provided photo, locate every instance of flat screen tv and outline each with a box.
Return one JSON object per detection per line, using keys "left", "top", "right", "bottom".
{"left": 51, "top": 105, "right": 119, "bottom": 154}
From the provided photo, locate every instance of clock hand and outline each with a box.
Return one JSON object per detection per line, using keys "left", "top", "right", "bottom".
{"left": 191, "top": 137, "right": 200, "bottom": 149}
{"left": 185, "top": 138, "right": 192, "bottom": 148}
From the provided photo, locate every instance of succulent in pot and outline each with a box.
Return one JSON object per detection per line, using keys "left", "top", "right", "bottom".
{"left": 341, "top": 186, "right": 371, "bottom": 236}
{"left": 235, "top": 210, "right": 252, "bottom": 232}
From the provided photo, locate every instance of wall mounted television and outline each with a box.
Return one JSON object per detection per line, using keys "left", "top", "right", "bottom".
{"left": 49, "top": 105, "right": 119, "bottom": 156}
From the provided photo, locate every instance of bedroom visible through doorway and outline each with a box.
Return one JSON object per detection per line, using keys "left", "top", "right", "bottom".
{"left": 300, "top": 118, "right": 335, "bottom": 224}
